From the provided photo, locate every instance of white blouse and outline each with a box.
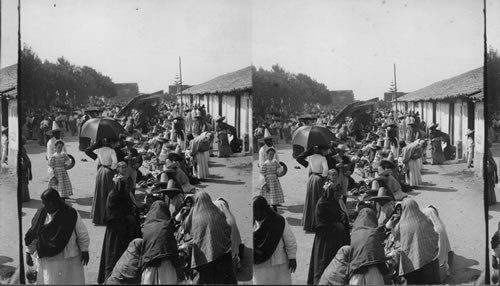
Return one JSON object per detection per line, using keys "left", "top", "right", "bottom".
{"left": 94, "top": 146, "right": 118, "bottom": 169}
{"left": 307, "top": 154, "right": 328, "bottom": 177}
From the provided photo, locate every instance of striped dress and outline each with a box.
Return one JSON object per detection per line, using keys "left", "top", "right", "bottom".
{"left": 260, "top": 160, "right": 285, "bottom": 205}
{"left": 48, "top": 153, "right": 73, "bottom": 197}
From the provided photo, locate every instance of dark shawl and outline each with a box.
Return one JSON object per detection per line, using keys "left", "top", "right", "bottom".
{"left": 349, "top": 208, "right": 388, "bottom": 276}
{"left": 141, "top": 201, "right": 179, "bottom": 270}
{"left": 25, "top": 203, "right": 78, "bottom": 258}
{"left": 315, "top": 193, "right": 343, "bottom": 231}
{"left": 254, "top": 210, "right": 286, "bottom": 264}
{"left": 105, "top": 177, "right": 136, "bottom": 227}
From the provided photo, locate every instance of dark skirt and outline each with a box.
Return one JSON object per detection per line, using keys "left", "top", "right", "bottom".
{"left": 404, "top": 258, "right": 440, "bottom": 285}
{"left": 218, "top": 132, "right": 232, "bottom": 157}
{"left": 307, "top": 227, "right": 347, "bottom": 285}
{"left": 193, "top": 251, "right": 237, "bottom": 285}
{"left": 302, "top": 173, "right": 325, "bottom": 232}
{"left": 20, "top": 170, "right": 31, "bottom": 203}
{"left": 97, "top": 219, "right": 139, "bottom": 284}
{"left": 431, "top": 140, "right": 445, "bottom": 165}
{"left": 91, "top": 166, "right": 115, "bottom": 225}
{"left": 488, "top": 169, "right": 497, "bottom": 206}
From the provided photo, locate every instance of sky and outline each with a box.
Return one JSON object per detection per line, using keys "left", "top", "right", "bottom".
{"left": 1, "top": 0, "right": 499, "bottom": 100}
{"left": 253, "top": 0, "right": 490, "bottom": 100}
{"left": 7, "top": 0, "right": 252, "bottom": 93}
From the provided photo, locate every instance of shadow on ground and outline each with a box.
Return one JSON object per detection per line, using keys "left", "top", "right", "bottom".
{"left": 285, "top": 204, "right": 304, "bottom": 214}
{"left": 204, "top": 179, "right": 245, "bottom": 186}
{"left": 286, "top": 217, "right": 302, "bottom": 227}
{"left": 22, "top": 199, "right": 42, "bottom": 210}
{"left": 208, "top": 163, "right": 227, "bottom": 168}
{"left": 413, "top": 186, "right": 457, "bottom": 193}
{"left": 75, "top": 197, "right": 93, "bottom": 206}
{"left": 446, "top": 253, "right": 481, "bottom": 284}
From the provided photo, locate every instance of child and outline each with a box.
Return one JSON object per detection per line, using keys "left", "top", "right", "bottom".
{"left": 260, "top": 148, "right": 284, "bottom": 211}
{"left": 48, "top": 140, "right": 73, "bottom": 199}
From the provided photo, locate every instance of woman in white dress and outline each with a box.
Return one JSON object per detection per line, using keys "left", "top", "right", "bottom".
{"left": 253, "top": 196, "right": 297, "bottom": 285}
{"left": 25, "top": 188, "right": 90, "bottom": 285}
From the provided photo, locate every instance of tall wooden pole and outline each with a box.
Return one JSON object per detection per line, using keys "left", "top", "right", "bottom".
{"left": 483, "top": 0, "right": 490, "bottom": 283}
{"left": 179, "top": 56, "right": 183, "bottom": 108}
{"left": 393, "top": 64, "right": 398, "bottom": 115}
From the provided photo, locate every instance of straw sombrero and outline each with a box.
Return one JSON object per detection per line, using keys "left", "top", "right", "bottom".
{"left": 66, "top": 154, "right": 76, "bottom": 170}
{"left": 277, "top": 161, "right": 288, "bottom": 177}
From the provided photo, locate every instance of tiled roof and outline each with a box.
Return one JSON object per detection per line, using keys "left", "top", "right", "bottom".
{"left": 181, "top": 66, "right": 252, "bottom": 95}
{"left": 398, "top": 67, "right": 483, "bottom": 102}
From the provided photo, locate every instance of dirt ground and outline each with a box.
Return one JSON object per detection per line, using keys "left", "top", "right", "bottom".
{"left": 0, "top": 169, "right": 20, "bottom": 283}
{"left": 20, "top": 136, "right": 253, "bottom": 284}
{"left": 252, "top": 142, "right": 485, "bottom": 284}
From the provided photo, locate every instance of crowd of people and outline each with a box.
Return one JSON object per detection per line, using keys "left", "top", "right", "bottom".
{"left": 21, "top": 102, "right": 246, "bottom": 284}
{"left": 253, "top": 108, "right": 465, "bottom": 284}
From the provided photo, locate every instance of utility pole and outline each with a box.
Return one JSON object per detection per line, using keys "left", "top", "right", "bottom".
{"left": 179, "top": 56, "right": 183, "bottom": 109}
{"left": 393, "top": 64, "right": 398, "bottom": 116}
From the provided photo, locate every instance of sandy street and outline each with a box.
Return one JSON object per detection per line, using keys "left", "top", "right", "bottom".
{"left": 20, "top": 136, "right": 253, "bottom": 284}
{"left": 252, "top": 142, "right": 485, "bottom": 284}
{"left": 0, "top": 170, "right": 21, "bottom": 282}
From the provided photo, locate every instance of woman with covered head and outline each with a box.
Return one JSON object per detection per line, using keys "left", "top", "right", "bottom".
{"left": 97, "top": 170, "right": 141, "bottom": 284}
{"left": 348, "top": 208, "right": 389, "bottom": 285}
{"left": 307, "top": 183, "right": 350, "bottom": 285}
{"left": 253, "top": 196, "right": 297, "bottom": 285}
{"left": 391, "top": 198, "right": 440, "bottom": 284}
{"left": 182, "top": 190, "right": 236, "bottom": 284}
{"left": 422, "top": 205, "right": 452, "bottom": 283}
{"left": 213, "top": 198, "right": 243, "bottom": 273}
{"left": 140, "top": 201, "right": 182, "bottom": 284}
{"left": 24, "top": 188, "right": 89, "bottom": 284}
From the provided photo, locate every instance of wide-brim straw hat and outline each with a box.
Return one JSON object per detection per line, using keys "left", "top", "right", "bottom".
{"left": 0, "top": 126, "right": 7, "bottom": 133}
{"left": 167, "top": 150, "right": 184, "bottom": 161}
{"left": 277, "top": 161, "right": 288, "bottom": 177}
{"left": 429, "top": 123, "right": 439, "bottom": 130}
{"left": 380, "top": 159, "right": 396, "bottom": 169}
{"left": 466, "top": 129, "right": 474, "bottom": 136}
{"left": 66, "top": 154, "right": 76, "bottom": 170}
{"left": 367, "top": 186, "right": 394, "bottom": 202}
{"left": 154, "top": 171, "right": 175, "bottom": 187}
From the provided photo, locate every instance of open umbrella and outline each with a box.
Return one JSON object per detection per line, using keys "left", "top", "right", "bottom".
{"left": 292, "top": 126, "right": 335, "bottom": 149}
{"left": 80, "top": 118, "right": 125, "bottom": 143}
